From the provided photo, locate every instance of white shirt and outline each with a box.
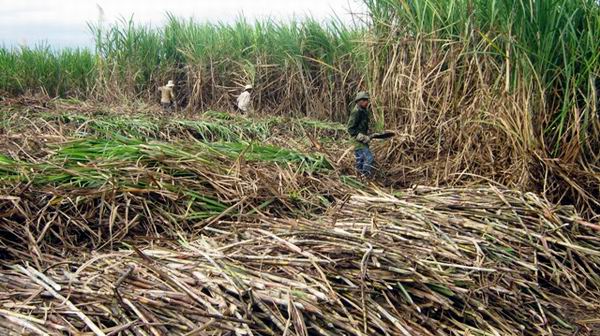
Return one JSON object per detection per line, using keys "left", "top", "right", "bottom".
{"left": 237, "top": 91, "right": 251, "bottom": 112}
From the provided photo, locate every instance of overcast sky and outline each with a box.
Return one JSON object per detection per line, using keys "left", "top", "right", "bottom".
{"left": 0, "top": 0, "right": 364, "bottom": 48}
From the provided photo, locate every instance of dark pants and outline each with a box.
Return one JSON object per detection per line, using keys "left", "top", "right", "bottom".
{"left": 161, "top": 102, "right": 173, "bottom": 112}
{"left": 234, "top": 105, "right": 247, "bottom": 114}
{"left": 354, "top": 146, "right": 374, "bottom": 177}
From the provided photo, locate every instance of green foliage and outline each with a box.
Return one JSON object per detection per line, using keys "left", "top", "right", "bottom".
{"left": 208, "top": 142, "right": 332, "bottom": 170}
{"left": 0, "top": 45, "right": 95, "bottom": 96}
{"left": 0, "top": 136, "right": 331, "bottom": 186}
{"left": 364, "top": 0, "right": 600, "bottom": 158}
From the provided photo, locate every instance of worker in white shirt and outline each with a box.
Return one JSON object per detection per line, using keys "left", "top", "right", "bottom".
{"left": 236, "top": 84, "right": 253, "bottom": 113}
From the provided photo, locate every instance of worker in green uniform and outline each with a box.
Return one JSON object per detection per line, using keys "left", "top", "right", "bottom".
{"left": 347, "top": 91, "right": 374, "bottom": 177}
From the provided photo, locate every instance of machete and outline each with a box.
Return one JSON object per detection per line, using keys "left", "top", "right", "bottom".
{"left": 370, "top": 131, "right": 396, "bottom": 139}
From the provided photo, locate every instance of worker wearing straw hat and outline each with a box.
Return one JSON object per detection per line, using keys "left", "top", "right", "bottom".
{"left": 347, "top": 91, "right": 374, "bottom": 177}
{"left": 159, "top": 80, "right": 176, "bottom": 112}
{"left": 236, "top": 84, "right": 253, "bottom": 113}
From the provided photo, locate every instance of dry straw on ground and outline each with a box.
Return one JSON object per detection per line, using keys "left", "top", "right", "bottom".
{"left": 2, "top": 187, "right": 600, "bottom": 335}
{"left": 1, "top": 103, "right": 599, "bottom": 335}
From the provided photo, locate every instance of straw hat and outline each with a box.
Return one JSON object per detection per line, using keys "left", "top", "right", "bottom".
{"left": 166, "top": 80, "right": 175, "bottom": 87}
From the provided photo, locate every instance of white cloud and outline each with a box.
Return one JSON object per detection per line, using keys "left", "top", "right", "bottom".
{"left": 0, "top": 0, "right": 364, "bottom": 48}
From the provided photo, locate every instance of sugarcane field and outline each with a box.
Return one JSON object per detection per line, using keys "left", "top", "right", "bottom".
{"left": 1, "top": 1, "right": 599, "bottom": 335}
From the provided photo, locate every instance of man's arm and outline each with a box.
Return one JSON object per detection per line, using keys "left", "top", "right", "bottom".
{"left": 347, "top": 108, "right": 361, "bottom": 137}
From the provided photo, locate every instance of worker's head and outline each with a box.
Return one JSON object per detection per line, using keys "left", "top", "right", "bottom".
{"left": 354, "top": 91, "right": 370, "bottom": 108}
{"left": 166, "top": 80, "right": 175, "bottom": 88}
{"left": 244, "top": 84, "right": 253, "bottom": 92}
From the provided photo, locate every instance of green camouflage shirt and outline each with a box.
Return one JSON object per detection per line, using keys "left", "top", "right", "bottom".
{"left": 347, "top": 104, "right": 370, "bottom": 148}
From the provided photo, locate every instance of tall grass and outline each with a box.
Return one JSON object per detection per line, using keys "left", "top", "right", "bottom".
{"left": 89, "top": 15, "right": 365, "bottom": 119}
{"left": 362, "top": 0, "right": 599, "bottom": 212}
{"left": 0, "top": 45, "right": 95, "bottom": 97}
{"left": 1, "top": 16, "right": 365, "bottom": 120}
{"left": 364, "top": 0, "right": 600, "bottom": 161}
